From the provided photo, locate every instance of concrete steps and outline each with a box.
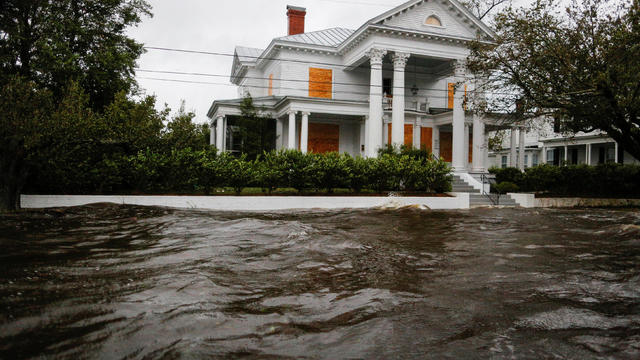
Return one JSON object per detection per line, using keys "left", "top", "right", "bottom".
{"left": 452, "top": 175, "right": 518, "bottom": 207}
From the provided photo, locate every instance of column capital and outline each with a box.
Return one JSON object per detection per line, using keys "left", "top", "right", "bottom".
{"left": 365, "top": 48, "right": 387, "bottom": 65}
{"left": 301, "top": 111, "right": 311, "bottom": 117}
{"left": 287, "top": 110, "right": 297, "bottom": 116}
{"left": 392, "top": 52, "right": 410, "bottom": 69}
{"left": 454, "top": 59, "right": 467, "bottom": 78}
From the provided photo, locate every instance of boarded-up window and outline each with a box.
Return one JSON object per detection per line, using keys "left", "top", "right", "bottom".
{"left": 308, "top": 123, "right": 339, "bottom": 153}
{"left": 420, "top": 127, "right": 433, "bottom": 151}
{"left": 387, "top": 124, "right": 415, "bottom": 146}
{"left": 425, "top": 15, "right": 442, "bottom": 26}
{"left": 447, "top": 83, "right": 454, "bottom": 109}
{"left": 309, "top": 68, "right": 332, "bottom": 99}
{"left": 440, "top": 131, "right": 453, "bottom": 162}
{"left": 268, "top": 74, "right": 274, "bottom": 96}
{"left": 404, "top": 124, "right": 413, "bottom": 146}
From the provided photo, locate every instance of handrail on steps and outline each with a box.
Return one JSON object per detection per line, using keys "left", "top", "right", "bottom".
{"left": 480, "top": 173, "right": 500, "bottom": 205}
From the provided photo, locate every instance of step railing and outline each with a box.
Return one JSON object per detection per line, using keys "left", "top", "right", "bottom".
{"left": 480, "top": 173, "right": 500, "bottom": 205}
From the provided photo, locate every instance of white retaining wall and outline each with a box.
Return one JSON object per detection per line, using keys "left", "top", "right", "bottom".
{"left": 21, "top": 194, "right": 469, "bottom": 211}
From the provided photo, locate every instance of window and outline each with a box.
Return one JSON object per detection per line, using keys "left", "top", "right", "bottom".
{"left": 383, "top": 78, "right": 392, "bottom": 96}
{"left": 607, "top": 147, "right": 616, "bottom": 162}
{"left": 532, "top": 153, "right": 539, "bottom": 167}
{"left": 547, "top": 149, "right": 555, "bottom": 164}
{"left": 309, "top": 68, "right": 332, "bottom": 99}
{"left": 425, "top": 15, "right": 442, "bottom": 27}
{"left": 524, "top": 154, "right": 529, "bottom": 168}
{"left": 501, "top": 155, "right": 507, "bottom": 168}
{"left": 553, "top": 118, "right": 561, "bottom": 133}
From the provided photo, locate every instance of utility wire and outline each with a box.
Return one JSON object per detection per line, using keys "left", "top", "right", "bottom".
{"left": 135, "top": 68, "right": 519, "bottom": 96}
{"left": 143, "top": 46, "right": 457, "bottom": 78}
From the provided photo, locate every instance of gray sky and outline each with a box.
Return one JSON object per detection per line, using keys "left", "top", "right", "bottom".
{"left": 126, "top": 0, "right": 518, "bottom": 123}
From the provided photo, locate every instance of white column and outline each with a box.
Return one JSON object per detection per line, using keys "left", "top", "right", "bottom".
{"left": 542, "top": 146, "right": 547, "bottom": 164}
{"left": 215, "top": 116, "right": 224, "bottom": 151}
{"left": 483, "top": 131, "right": 489, "bottom": 170}
{"left": 464, "top": 124, "right": 470, "bottom": 168}
{"left": 276, "top": 118, "right": 284, "bottom": 150}
{"left": 383, "top": 118, "right": 389, "bottom": 146}
{"left": 586, "top": 143, "right": 591, "bottom": 165}
{"left": 366, "top": 48, "right": 387, "bottom": 157}
{"left": 287, "top": 110, "right": 296, "bottom": 150}
{"left": 300, "top": 112, "right": 310, "bottom": 153}
{"left": 564, "top": 145, "right": 568, "bottom": 163}
{"left": 432, "top": 125, "right": 440, "bottom": 158}
{"left": 414, "top": 120, "right": 421, "bottom": 149}
{"left": 214, "top": 120, "right": 216, "bottom": 146}
{"left": 510, "top": 127, "right": 517, "bottom": 167}
{"left": 451, "top": 60, "right": 466, "bottom": 171}
{"left": 614, "top": 142, "right": 619, "bottom": 163}
{"left": 391, "top": 52, "right": 410, "bottom": 147}
{"left": 518, "top": 127, "right": 526, "bottom": 170}
{"left": 472, "top": 113, "right": 485, "bottom": 172}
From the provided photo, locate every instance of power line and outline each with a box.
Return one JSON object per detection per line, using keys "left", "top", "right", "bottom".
{"left": 143, "top": 46, "right": 455, "bottom": 78}
{"left": 135, "top": 68, "right": 518, "bottom": 96}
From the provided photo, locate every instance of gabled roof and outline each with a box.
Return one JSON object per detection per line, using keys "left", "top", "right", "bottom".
{"left": 275, "top": 27, "right": 355, "bottom": 47}
{"left": 235, "top": 46, "right": 263, "bottom": 64}
{"left": 364, "top": 0, "right": 495, "bottom": 39}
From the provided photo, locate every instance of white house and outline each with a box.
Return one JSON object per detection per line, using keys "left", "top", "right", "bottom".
{"left": 207, "top": 0, "right": 503, "bottom": 181}
{"left": 487, "top": 119, "right": 640, "bottom": 170}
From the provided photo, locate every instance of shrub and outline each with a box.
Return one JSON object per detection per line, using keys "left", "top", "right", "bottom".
{"left": 227, "top": 154, "right": 254, "bottom": 194}
{"left": 311, "top": 152, "right": 352, "bottom": 193}
{"left": 493, "top": 181, "right": 519, "bottom": 194}
{"left": 490, "top": 166, "right": 523, "bottom": 186}
{"left": 349, "top": 156, "right": 370, "bottom": 193}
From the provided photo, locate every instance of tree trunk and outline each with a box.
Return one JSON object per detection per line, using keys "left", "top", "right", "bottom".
{"left": 0, "top": 156, "right": 28, "bottom": 212}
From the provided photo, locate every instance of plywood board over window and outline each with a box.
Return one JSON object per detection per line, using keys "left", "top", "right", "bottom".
{"left": 447, "top": 83, "right": 454, "bottom": 109}
{"left": 387, "top": 124, "right": 415, "bottom": 146}
{"left": 440, "top": 131, "right": 453, "bottom": 162}
{"left": 420, "top": 127, "right": 433, "bottom": 151}
{"left": 268, "top": 74, "right": 274, "bottom": 96}
{"left": 308, "top": 123, "right": 339, "bottom": 153}
{"left": 309, "top": 68, "right": 332, "bottom": 99}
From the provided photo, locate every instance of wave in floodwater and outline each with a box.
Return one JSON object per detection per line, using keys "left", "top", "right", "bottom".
{"left": 0, "top": 205, "right": 639, "bottom": 359}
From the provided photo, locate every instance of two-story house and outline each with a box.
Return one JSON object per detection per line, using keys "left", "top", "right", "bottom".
{"left": 207, "top": 0, "right": 502, "bottom": 182}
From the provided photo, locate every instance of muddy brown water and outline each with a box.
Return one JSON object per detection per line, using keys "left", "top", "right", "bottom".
{"left": 0, "top": 205, "right": 639, "bottom": 359}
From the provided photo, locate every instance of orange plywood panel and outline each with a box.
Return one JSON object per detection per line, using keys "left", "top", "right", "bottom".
{"left": 447, "top": 83, "right": 454, "bottom": 109}
{"left": 268, "top": 74, "right": 273, "bottom": 96}
{"left": 308, "top": 123, "right": 339, "bottom": 153}
{"left": 440, "top": 131, "right": 453, "bottom": 162}
{"left": 420, "top": 127, "right": 433, "bottom": 151}
{"left": 388, "top": 123, "right": 392, "bottom": 145}
{"left": 309, "top": 68, "right": 332, "bottom": 99}
{"left": 404, "top": 124, "right": 413, "bottom": 147}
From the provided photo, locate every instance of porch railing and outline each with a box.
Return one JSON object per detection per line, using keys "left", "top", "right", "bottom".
{"left": 480, "top": 173, "right": 500, "bottom": 205}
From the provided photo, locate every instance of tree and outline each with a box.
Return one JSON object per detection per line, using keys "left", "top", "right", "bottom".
{"left": 163, "top": 101, "right": 210, "bottom": 151}
{"left": 0, "top": 0, "right": 151, "bottom": 111}
{"left": 467, "top": 0, "right": 640, "bottom": 160}
{"left": 462, "top": 0, "right": 511, "bottom": 20}
{"left": 235, "top": 94, "right": 276, "bottom": 160}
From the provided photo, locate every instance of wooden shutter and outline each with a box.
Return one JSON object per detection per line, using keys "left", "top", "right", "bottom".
{"left": 309, "top": 68, "right": 332, "bottom": 99}
{"left": 468, "top": 133, "right": 473, "bottom": 163}
{"left": 308, "top": 123, "right": 339, "bottom": 153}
{"left": 388, "top": 123, "right": 392, "bottom": 145}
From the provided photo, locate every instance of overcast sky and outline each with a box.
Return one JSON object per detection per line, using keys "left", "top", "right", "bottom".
{"left": 126, "top": 0, "right": 520, "bottom": 123}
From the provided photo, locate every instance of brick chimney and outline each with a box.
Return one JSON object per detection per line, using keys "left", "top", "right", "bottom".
{"left": 287, "top": 5, "right": 306, "bottom": 36}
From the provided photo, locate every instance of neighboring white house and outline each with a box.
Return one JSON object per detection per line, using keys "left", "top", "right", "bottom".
{"left": 207, "top": 0, "right": 508, "bottom": 178}
{"left": 487, "top": 119, "right": 640, "bottom": 170}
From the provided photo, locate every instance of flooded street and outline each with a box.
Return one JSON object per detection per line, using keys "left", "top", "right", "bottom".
{"left": 1, "top": 205, "right": 639, "bottom": 359}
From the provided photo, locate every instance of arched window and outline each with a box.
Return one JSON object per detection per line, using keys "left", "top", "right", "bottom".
{"left": 425, "top": 15, "right": 442, "bottom": 26}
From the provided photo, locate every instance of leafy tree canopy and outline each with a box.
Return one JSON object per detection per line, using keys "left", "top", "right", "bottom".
{"left": 0, "top": 0, "right": 151, "bottom": 110}
{"left": 468, "top": 0, "right": 640, "bottom": 160}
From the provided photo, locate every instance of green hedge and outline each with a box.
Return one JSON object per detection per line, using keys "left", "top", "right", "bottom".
{"left": 489, "top": 164, "right": 640, "bottom": 197}
{"left": 27, "top": 147, "right": 452, "bottom": 195}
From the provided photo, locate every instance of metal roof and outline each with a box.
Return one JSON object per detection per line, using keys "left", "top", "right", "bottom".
{"left": 275, "top": 27, "right": 355, "bottom": 47}
{"left": 235, "top": 46, "right": 264, "bottom": 64}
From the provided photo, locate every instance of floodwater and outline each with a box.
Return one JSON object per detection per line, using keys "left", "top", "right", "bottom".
{"left": 1, "top": 205, "right": 639, "bottom": 359}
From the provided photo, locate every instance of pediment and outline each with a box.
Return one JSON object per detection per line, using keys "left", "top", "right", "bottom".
{"left": 374, "top": 0, "right": 494, "bottom": 41}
